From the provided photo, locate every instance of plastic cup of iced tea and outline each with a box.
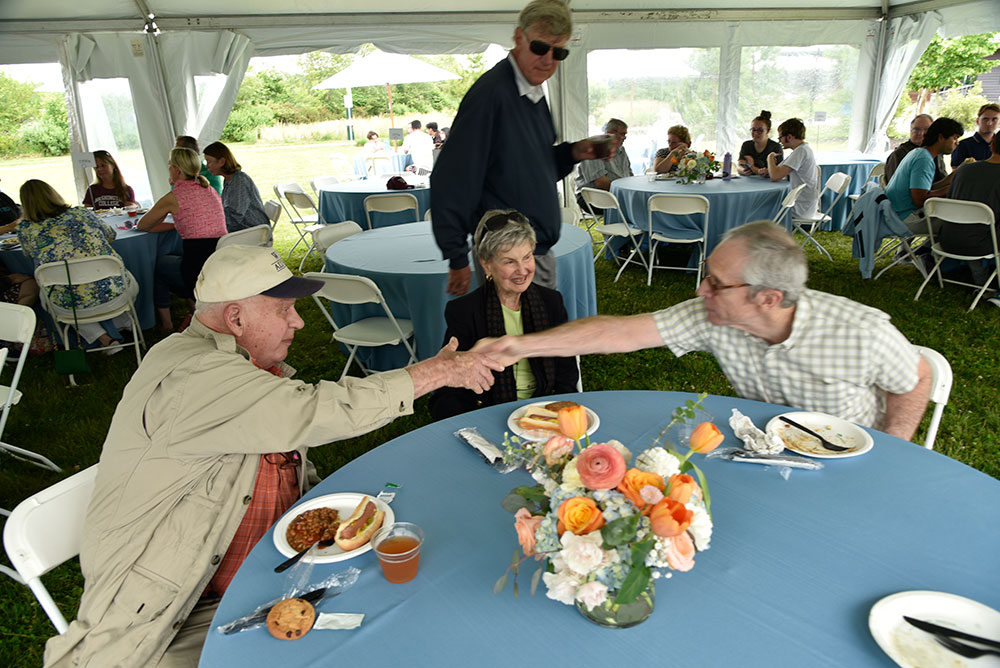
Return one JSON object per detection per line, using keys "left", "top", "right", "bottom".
{"left": 372, "top": 522, "right": 423, "bottom": 584}
{"left": 588, "top": 134, "right": 613, "bottom": 159}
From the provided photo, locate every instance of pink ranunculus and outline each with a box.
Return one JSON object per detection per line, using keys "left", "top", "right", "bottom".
{"left": 514, "top": 507, "right": 544, "bottom": 557}
{"left": 664, "top": 533, "right": 696, "bottom": 572}
{"left": 542, "top": 435, "right": 574, "bottom": 466}
{"left": 576, "top": 443, "right": 627, "bottom": 490}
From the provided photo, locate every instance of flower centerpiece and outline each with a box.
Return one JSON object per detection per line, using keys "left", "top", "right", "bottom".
{"left": 673, "top": 150, "right": 721, "bottom": 185}
{"left": 495, "top": 397, "right": 723, "bottom": 628}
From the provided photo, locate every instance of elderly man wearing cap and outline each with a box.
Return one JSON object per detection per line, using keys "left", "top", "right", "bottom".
{"left": 44, "top": 246, "right": 503, "bottom": 668}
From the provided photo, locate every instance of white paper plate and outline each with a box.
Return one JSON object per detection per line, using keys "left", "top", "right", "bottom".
{"left": 0, "top": 237, "right": 19, "bottom": 247}
{"left": 507, "top": 402, "right": 599, "bottom": 442}
{"left": 869, "top": 590, "right": 1000, "bottom": 668}
{"left": 765, "top": 411, "right": 874, "bottom": 458}
{"left": 272, "top": 492, "right": 394, "bottom": 563}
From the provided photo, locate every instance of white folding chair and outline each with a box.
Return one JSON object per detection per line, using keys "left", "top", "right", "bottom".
{"left": 848, "top": 162, "right": 885, "bottom": 204}
{"left": 304, "top": 272, "right": 417, "bottom": 380}
{"left": 273, "top": 183, "right": 323, "bottom": 261}
{"left": 216, "top": 224, "right": 273, "bottom": 249}
{"left": 772, "top": 183, "right": 807, "bottom": 229}
{"left": 914, "top": 346, "right": 952, "bottom": 450}
{"left": 311, "top": 221, "right": 363, "bottom": 258}
{"left": 310, "top": 175, "right": 339, "bottom": 194}
{"left": 328, "top": 153, "right": 357, "bottom": 181}
{"left": 3, "top": 465, "right": 98, "bottom": 633}
{"left": 581, "top": 187, "right": 649, "bottom": 283}
{"left": 0, "top": 307, "right": 60, "bottom": 471}
{"left": 263, "top": 200, "right": 282, "bottom": 231}
{"left": 365, "top": 155, "right": 392, "bottom": 177}
{"left": 791, "top": 172, "right": 851, "bottom": 261}
{"left": 363, "top": 193, "right": 419, "bottom": 230}
{"left": 914, "top": 198, "right": 998, "bottom": 310}
{"left": 35, "top": 256, "right": 144, "bottom": 385}
{"left": 646, "top": 193, "right": 709, "bottom": 288}
{"left": 423, "top": 209, "right": 433, "bottom": 222}
{"left": 560, "top": 206, "right": 580, "bottom": 227}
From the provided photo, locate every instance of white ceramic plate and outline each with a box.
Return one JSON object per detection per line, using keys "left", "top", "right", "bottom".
{"left": 272, "top": 492, "right": 394, "bottom": 563}
{"left": 765, "top": 411, "right": 874, "bottom": 458}
{"left": 0, "top": 237, "right": 19, "bottom": 247}
{"left": 507, "top": 402, "right": 599, "bottom": 442}
{"left": 869, "top": 590, "right": 1000, "bottom": 668}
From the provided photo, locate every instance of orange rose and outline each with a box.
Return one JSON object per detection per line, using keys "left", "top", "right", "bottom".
{"left": 616, "top": 468, "right": 665, "bottom": 513}
{"left": 558, "top": 405, "right": 589, "bottom": 441}
{"left": 557, "top": 496, "right": 606, "bottom": 536}
{"left": 649, "top": 498, "right": 693, "bottom": 538}
{"left": 689, "top": 422, "right": 724, "bottom": 454}
{"left": 514, "top": 508, "right": 544, "bottom": 556}
{"left": 666, "top": 473, "right": 697, "bottom": 504}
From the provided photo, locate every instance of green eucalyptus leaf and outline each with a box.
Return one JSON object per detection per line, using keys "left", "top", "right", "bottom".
{"left": 513, "top": 581, "right": 519, "bottom": 598}
{"left": 601, "top": 514, "right": 640, "bottom": 548}
{"left": 493, "top": 572, "right": 508, "bottom": 594}
{"left": 500, "top": 492, "right": 530, "bottom": 514}
{"left": 530, "top": 566, "right": 543, "bottom": 595}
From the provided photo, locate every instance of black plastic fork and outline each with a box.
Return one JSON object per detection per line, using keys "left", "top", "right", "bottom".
{"left": 935, "top": 635, "right": 1000, "bottom": 659}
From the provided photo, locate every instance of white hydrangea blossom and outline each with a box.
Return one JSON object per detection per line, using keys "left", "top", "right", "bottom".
{"left": 687, "top": 504, "right": 713, "bottom": 551}
{"left": 560, "top": 458, "right": 583, "bottom": 492}
{"left": 635, "top": 446, "right": 681, "bottom": 479}
{"left": 542, "top": 571, "right": 581, "bottom": 605}
{"left": 531, "top": 466, "right": 558, "bottom": 495}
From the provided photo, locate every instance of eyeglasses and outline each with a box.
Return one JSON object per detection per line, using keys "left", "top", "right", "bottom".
{"left": 529, "top": 39, "right": 570, "bottom": 61}
{"left": 483, "top": 211, "right": 528, "bottom": 233}
{"left": 700, "top": 260, "right": 749, "bottom": 294}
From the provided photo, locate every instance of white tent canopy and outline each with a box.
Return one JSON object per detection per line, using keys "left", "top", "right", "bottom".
{"left": 1, "top": 0, "right": 996, "bottom": 202}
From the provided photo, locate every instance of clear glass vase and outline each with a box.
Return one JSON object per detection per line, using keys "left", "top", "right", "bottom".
{"left": 576, "top": 583, "right": 655, "bottom": 628}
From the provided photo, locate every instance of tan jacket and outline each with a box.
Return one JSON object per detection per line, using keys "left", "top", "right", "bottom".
{"left": 44, "top": 317, "right": 414, "bottom": 667}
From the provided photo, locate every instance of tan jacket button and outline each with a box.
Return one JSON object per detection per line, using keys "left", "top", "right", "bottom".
{"left": 243, "top": 495, "right": 252, "bottom": 505}
{"left": 211, "top": 554, "right": 221, "bottom": 565}
{"left": 173, "top": 619, "right": 183, "bottom": 630}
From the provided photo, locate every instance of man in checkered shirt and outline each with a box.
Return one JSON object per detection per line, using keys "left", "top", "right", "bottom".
{"left": 475, "top": 220, "right": 931, "bottom": 441}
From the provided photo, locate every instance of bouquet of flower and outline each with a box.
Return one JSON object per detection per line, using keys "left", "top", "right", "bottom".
{"left": 673, "top": 150, "right": 721, "bottom": 184}
{"left": 496, "top": 397, "right": 723, "bottom": 627}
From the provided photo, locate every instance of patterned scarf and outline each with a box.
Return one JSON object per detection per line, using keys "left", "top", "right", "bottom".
{"left": 484, "top": 280, "right": 554, "bottom": 403}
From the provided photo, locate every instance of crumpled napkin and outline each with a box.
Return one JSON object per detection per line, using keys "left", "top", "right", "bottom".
{"left": 729, "top": 409, "right": 785, "bottom": 454}
{"left": 314, "top": 613, "right": 364, "bottom": 630}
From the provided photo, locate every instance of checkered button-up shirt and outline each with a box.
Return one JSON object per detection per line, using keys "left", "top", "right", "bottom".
{"left": 652, "top": 290, "right": 920, "bottom": 429}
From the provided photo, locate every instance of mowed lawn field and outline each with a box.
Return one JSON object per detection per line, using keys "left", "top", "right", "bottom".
{"left": 1, "top": 141, "right": 999, "bottom": 668}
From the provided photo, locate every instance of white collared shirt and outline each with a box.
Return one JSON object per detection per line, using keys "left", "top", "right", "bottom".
{"left": 508, "top": 53, "right": 546, "bottom": 104}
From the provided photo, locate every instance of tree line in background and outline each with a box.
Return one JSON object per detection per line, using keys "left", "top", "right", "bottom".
{"left": 0, "top": 33, "right": 995, "bottom": 158}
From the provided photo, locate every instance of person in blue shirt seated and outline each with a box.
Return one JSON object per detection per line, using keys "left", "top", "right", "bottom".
{"left": 429, "top": 209, "right": 578, "bottom": 420}
{"left": 951, "top": 103, "right": 999, "bottom": 168}
{"left": 884, "top": 117, "right": 964, "bottom": 235}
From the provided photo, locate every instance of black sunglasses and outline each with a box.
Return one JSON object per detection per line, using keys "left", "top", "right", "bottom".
{"left": 529, "top": 39, "right": 570, "bottom": 61}
{"left": 483, "top": 211, "right": 529, "bottom": 234}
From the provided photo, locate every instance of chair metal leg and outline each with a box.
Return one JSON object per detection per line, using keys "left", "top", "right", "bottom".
{"left": 646, "top": 240, "right": 658, "bottom": 286}
{"left": 0, "top": 441, "right": 61, "bottom": 472}
{"left": 914, "top": 257, "right": 942, "bottom": 301}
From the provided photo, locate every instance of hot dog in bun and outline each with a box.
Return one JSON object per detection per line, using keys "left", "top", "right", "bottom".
{"left": 334, "top": 496, "right": 386, "bottom": 551}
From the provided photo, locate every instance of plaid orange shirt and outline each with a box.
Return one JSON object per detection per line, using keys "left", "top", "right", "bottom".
{"left": 206, "top": 363, "right": 301, "bottom": 596}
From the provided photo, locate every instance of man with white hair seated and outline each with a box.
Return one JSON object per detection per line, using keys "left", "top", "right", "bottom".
{"left": 474, "top": 221, "right": 932, "bottom": 441}
{"left": 44, "top": 246, "right": 502, "bottom": 668}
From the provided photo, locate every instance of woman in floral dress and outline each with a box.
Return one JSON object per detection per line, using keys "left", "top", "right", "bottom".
{"left": 18, "top": 180, "right": 136, "bottom": 350}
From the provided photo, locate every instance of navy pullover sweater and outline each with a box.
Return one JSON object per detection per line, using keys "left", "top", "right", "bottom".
{"left": 431, "top": 57, "right": 576, "bottom": 269}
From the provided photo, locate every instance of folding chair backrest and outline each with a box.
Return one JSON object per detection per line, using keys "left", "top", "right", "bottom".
{"left": 867, "top": 162, "right": 885, "bottom": 184}
{"left": 364, "top": 193, "right": 419, "bottom": 229}
{"left": 581, "top": 187, "right": 621, "bottom": 214}
{"left": 312, "top": 221, "right": 363, "bottom": 254}
{"left": 309, "top": 272, "right": 384, "bottom": 306}
{"left": 773, "top": 184, "right": 807, "bottom": 226}
{"left": 648, "top": 193, "right": 709, "bottom": 217}
{"left": 310, "top": 176, "right": 339, "bottom": 193}
{"left": 217, "top": 224, "right": 273, "bottom": 249}
{"left": 924, "top": 197, "right": 994, "bottom": 227}
{"left": 35, "top": 255, "right": 126, "bottom": 289}
{"left": 263, "top": 200, "right": 282, "bottom": 227}
{"left": 560, "top": 206, "right": 580, "bottom": 226}
{"left": 825, "top": 171, "right": 851, "bottom": 197}
{"left": 4, "top": 465, "right": 99, "bottom": 633}
{"left": 273, "top": 183, "right": 300, "bottom": 221}
{"left": 0, "top": 304, "right": 34, "bottom": 438}
{"left": 914, "top": 345, "right": 953, "bottom": 450}
{"left": 284, "top": 189, "right": 319, "bottom": 214}
{"left": 424, "top": 209, "right": 432, "bottom": 221}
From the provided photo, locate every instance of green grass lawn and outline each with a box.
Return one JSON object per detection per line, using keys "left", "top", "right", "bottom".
{"left": 1, "top": 158, "right": 998, "bottom": 666}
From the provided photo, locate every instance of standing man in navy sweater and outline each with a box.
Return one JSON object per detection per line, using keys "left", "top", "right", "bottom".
{"left": 431, "top": 0, "right": 609, "bottom": 296}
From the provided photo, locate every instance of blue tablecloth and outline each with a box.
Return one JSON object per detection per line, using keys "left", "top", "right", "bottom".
{"left": 318, "top": 179, "right": 431, "bottom": 229}
{"left": 609, "top": 175, "right": 790, "bottom": 256}
{"left": 201, "top": 390, "right": 1000, "bottom": 668}
{"left": 816, "top": 152, "right": 882, "bottom": 231}
{"left": 0, "top": 214, "right": 181, "bottom": 330}
{"left": 351, "top": 153, "right": 413, "bottom": 179}
{"left": 323, "top": 222, "right": 597, "bottom": 370}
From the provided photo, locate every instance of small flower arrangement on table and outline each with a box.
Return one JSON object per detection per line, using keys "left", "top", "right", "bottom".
{"left": 673, "top": 150, "right": 721, "bottom": 184}
{"left": 496, "top": 396, "right": 723, "bottom": 627}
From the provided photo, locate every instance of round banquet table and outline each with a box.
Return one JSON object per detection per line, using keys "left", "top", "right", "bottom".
{"left": 609, "top": 175, "right": 790, "bottom": 256}
{"left": 318, "top": 177, "right": 431, "bottom": 229}
{"left": 201, "top": 390, "right": 1000, "bottom": 668}
{"left": 0, "top": 214, "right": 181, "bottom": 330}
{"left": 323, "top": 221, "right": 597, "bottom": 370}
{"left": 815, "top": 152, "right": 882, "bottom": 231}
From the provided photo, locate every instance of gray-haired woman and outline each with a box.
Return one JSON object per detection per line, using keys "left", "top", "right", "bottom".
{"left": 429, "top": 209, "right": 578, "bottom": 420}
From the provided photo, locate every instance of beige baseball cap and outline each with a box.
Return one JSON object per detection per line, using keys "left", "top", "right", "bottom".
{"left": 194, "top": 245, "right": 323, "bottom": 302}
